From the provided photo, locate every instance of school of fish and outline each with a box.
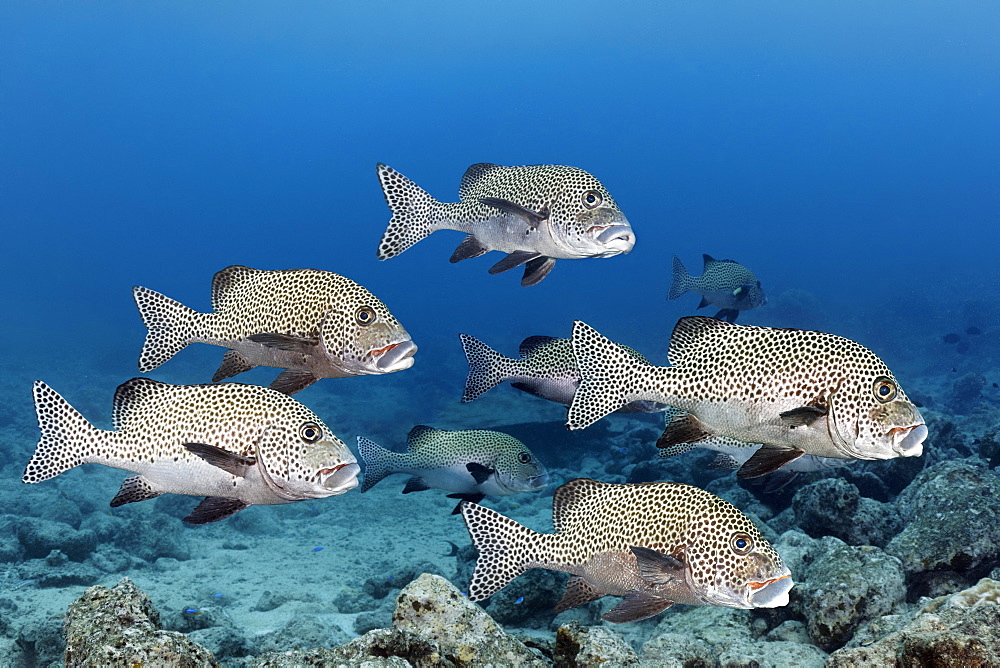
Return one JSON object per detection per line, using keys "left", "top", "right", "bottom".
{"left": 21, "top": 160, "right": 932, "bottom": 625}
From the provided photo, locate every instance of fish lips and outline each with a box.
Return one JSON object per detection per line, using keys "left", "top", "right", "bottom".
{"left": 593, "top": 224, "right": 635, "bottom": 255}
{"left": 748, "top": 571, "right": 794, "bottom": 608}
{"left": 372, "top": 340, "right": 418, "bottom": 372}
{"left": 890, "top": 423, "right": 927, "bottom": 457}
{"left": 320, "top": 462, "right": 361, "bottom": 494}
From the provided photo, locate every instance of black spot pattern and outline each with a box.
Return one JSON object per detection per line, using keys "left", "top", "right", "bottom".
{"left": 133, "top": 265, "right": 413, "bottom": 389}
{"left": 461, "top": 478, "right": 784, "bottom": 607}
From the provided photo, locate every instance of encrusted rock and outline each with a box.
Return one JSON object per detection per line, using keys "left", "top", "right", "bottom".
{"left": 16, "top": 517, "right": 96, "bottom": 561}
{"left": 887, "top": 460, "right": 1000, "bottom": 575}
{"left": 392, "top": 573, "right": 546, "bottom": 666}
{"left": 793, "top": 536, "right": 905, "bottom": 651}
{"left": 792, "top": 477, "right": 902, "bottom": 547}
{"left": 554, "top": 621, "right": 639, "bottom": 666}
{"left": 64, "top": 577, "right": 217, "bottom": 667}
{"left": 828, "top": 579, "right": 1000, "bottom": 666}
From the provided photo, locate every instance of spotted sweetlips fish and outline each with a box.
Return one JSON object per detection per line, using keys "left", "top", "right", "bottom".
{"left": 357, "top": 425, "right": 548, "bottom": 513}
{"left": 22, "top": 378, "right": 360, "bottom": 524}
{"left": 567, "top": 316, "right": 927, "bottom": 478}
{"left": 133, "top": 265, "right": 416, "bottom": 395}
{"left": 375, "top": 163, "right": 635, "bottom": 286}
{"left": 458, "top": 333, "right": 664, "bottom": 413}
{"left": 668, "top": 254, "right": 766, "bottom": 322}
{"left": 461, "top": 478, "right": 792, "bottom": 623}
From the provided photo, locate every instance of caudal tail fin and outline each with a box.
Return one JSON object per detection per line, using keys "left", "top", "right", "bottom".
{"left": 23, "top": 381, "right": 99, "bottom": 484}
{"left": 567, "top": 321, "right": 649, "bottom": 430}
{"left": 667, "top": 255, "right": 692, "bottom": 300}
{"left": 458, "top": 333, "right": 514, "bottom": 403}
{"left": 375, "top": 163, "right": 439, "bottom": 260}
{"left": 460, "top": 501, "right": 542, "bottom": 601}
{"left": 132, "top": 285, "right": 200, "bottom": 372}
{"left": 357, "top": 436, "right": 392, "bottom": 492}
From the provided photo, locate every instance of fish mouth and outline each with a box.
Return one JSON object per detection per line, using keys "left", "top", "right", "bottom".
{"left": 593, "top": 224, "right": 635, "bottom": 254}
{"left": 319, "top": 462, "right": 361, "bottom": 493}
{"left": 890, "top": 423, "right": 927, "bottom": 457}
{"left": 748, "top": 573, "right": 793, "bottom": 608}
{"left": 371, "top": 340, "right": 417, "bottom": 372}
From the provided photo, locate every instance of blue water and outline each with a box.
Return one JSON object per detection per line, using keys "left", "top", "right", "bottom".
{"left": 1, "top": 1, "right": 999, "bottom": 663}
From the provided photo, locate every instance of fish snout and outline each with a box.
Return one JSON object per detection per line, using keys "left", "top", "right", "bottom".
{"left": 373, "top": 340, "right": 417, "bottom": 372}
{"left": 320, "top": 462, "right": 361, "bottom": 493}
{"left": 748, "top": 571, "right": 793, "bottom": 608}
{"left": 890, "top": 423, "right": 927, "bottom": 457}
{"left": 595, "top": 224, "right": 635, "bottom": 254}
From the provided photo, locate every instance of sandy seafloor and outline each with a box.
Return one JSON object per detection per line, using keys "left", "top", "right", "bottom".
{"left": 1, "top": 288, "right": 999, "bottom": 666}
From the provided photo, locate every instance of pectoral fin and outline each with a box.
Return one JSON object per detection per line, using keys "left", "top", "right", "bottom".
{"left": 247, "top": 333, "right": 319, "bottom": 354}
{"left": 183, "top": 443, "right": 256, "bottom": 477}
{"left": 737, "top": 445, "right": 806, "bottom": 479}
{"left": 488, "top": 250, "right": 541, "bottom": 275}
{"left": 479, "top": 197, "right": 547, "bottom": 227}
{"left": 631, "top": 546, "right": 685, "bottom": 586}
{"left": 601, "top": 591, "right": 674, "bottom": 623}
{"left": 466, "top": 462, "right": 495, "bottom": 485}
{"left": 183, "top": 496, "right": 249, "bottom": 525}
{"left": 780, "top": 405, "right": 828, "bottom": 427}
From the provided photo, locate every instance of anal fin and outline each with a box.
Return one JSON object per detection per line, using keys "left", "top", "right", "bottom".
{"left": 737, "top": 445, "right": 806, "bottom": 479}
{"left": 554, "top": 576, "right": 603, "bottom": 614}
{"left": 601, "top": 591, "right": 674, "bottom": 623}
{"left": 449, "top": 235, "right": 489, "bottom": 263}
{"left": 213, "top": 350, "right": 254, "bottom": 382}
{"left": 109, "top": 475, "right": 162, "bottom": 507}
{"left": 402, "top": 476, "right": 431, "bottom": 494}
{"left": 270, "top": 370, "right": 318, "bottom": 395}
{"left": 446, "top": 492, "right": 485, "bottom": 515}
{"left": 183, "top": 496, "right": 249, "bottom": 525}
{"left": 656, "top": 411, "right": 713, "bottom": 449}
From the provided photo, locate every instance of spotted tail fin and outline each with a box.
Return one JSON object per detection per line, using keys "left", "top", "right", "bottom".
{"left": 23, "top": 381, "right": 100, "bottom": 484}
{"left": 567, "top": 321, "right": 652, "bottom": 430}
{"left": 667, "top": 254, "right": 693, "bottom": 300}
{"left": 459, "top": 333, "right": 516, "bottom": 403}
{"left": 357, "top": 436, "right": 393, "bottom": 493}
{"left": 132, "top": 285, "right": 201, "bottom": 372}
{"left": 376, "top": 163, "right": 440, "bottom": 260}
{"left": 460, "top": 501, "right": 544, "bottom": 601}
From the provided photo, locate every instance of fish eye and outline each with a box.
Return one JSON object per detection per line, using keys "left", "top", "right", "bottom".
{"left": 356, "top": 306, "right": 377, "bottom": 326}
{"left": 300, "top": 422, "right": 322, "bottom": 443}
{"left": 872, "top": 376, "right": 897, "bottom": 403}
{"left": 582, "top": 190, "right": 602, "bottom": 209}
{"left": 518, "top": 452, "right": 532, "bottom": 464}
{"left": 730, "top": 532, "right": 754, "bottom": 555}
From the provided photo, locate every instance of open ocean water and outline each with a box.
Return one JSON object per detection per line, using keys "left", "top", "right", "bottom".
{"left": 1, "top": 2, "right": 998, "bottom": 666}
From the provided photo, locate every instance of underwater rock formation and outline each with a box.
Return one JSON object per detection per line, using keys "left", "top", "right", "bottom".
{"left": 791, "top": 477, "right": 902, "bottom": 548}
{"left": 64, "top": 577, "right": 217, "bottom": 667}
{"left": 827, "top": 578, "right": 1000, "bottom": 666}
{"left": 887, "top": 459, "right": 1000, "bottom": 575}
{"left": 554, "top": 621, "right": 639, "bottom": 665}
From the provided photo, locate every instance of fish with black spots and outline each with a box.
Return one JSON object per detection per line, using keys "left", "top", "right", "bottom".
{"left": 668, "top": 254, "right": 766, "bottom": 322}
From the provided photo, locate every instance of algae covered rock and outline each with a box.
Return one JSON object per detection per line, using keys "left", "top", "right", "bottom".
{"left": 887, "top": 459, "right": 1000, "bottom": 575}
{"left": 392, "top": 572, "right": 546, "bottom": 666}
{"left": 252, "top": 628, "right": 430, "bottom": 667}
{"left": 64, "top": 577, "right": 217, "bottom": 667}
{"left": 791, "top": 477, "right": 902, "bottom": 547}
{"left": 828, "top": 578, "right": 1000, "bottom": 666}
{"left": 554, "top": 621, "right": 639, "bottom": 666}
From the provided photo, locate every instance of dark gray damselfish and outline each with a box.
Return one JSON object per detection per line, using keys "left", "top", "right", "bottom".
{"left": 461, "top": 478, "right": 792, "bottom": 623}
{"left": 375, "top": 163, "right": 635, "bottom": 286}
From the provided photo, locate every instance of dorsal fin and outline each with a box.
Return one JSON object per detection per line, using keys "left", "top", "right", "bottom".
{"left": 667, "top": 316, "right": 733, "bottom": 366}
{"left": 458, "top": 163, "right": 500, "bottom": 200}
{"left": 551, "top": 478, "right": 609, "bottom": 534}
{"left": 406, "top": 425, "right": 439, "bottom": 448}
{"left": 519, "top": 335, "right": 559, "bottom": 358}
{"left": 702, "top": 253, "right": 716, "bottom": 269}
{"left": 210, "top": 265, "right": 261, "bottom": 312}
{"left": 112, "top": 377, "right": 170, "bottom": 430}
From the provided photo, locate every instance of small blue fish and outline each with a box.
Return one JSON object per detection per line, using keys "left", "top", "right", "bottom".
{"left": 183, "top": 608, "right": 201, "bottom": 615}
{"left": 213, "top": 593, "right": 223, "bottom": 598}
{"left": 312, "top": 546, "right": 324, "bottom": 552}
{"left": 515, "top": 596, "right": 524, "bottom": 604}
